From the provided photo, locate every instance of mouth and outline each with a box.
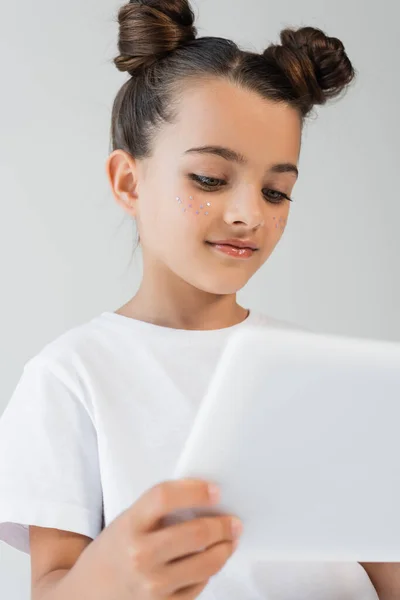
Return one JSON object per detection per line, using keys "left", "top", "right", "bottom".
{"left": 206, "top": 239, "right": 259, "bottom": 259}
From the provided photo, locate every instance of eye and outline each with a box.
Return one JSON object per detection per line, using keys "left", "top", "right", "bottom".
{"left": 190, "top": 175, "right": 293, "bottom": 203}
{"left": 190, "top": 174, "right": 226, "bottom": 190}
{"left": 263, "top": 189, "right": 292, "bottom": 204}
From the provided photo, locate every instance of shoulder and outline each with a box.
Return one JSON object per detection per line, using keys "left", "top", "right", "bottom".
{"left": 26, "top": 315, "right": 101, "bottom": 365}
{"left": 21, "top": 313, "right": 118, "bottom": 401}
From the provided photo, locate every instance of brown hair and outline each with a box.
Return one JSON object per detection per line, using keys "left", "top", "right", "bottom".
{"left": 110, "top": 0, "right": 356, "bottom": 159}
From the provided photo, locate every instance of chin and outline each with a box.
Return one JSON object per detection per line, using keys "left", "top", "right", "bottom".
{"left": 191, "top": 274, "right": 251, "bottom": 296}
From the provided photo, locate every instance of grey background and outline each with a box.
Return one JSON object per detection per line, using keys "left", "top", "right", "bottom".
{"left": 0, "top": 0, "right": 399, "bottom": 597}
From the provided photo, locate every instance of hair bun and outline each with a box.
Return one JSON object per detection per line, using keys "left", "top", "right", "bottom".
{"left": 266, "top": 26, "right": 356, "bottom": 113}
{"left": 114, "top": 0, "right": 197, "bottom": 75}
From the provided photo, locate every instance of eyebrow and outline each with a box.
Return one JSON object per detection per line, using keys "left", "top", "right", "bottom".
{"left": 184, "top": 145, "right": 299, "bottom": 178}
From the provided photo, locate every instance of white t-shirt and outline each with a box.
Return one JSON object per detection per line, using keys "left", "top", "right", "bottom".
{"left": 0, "top": 310, "right": 377, "bottom": 600}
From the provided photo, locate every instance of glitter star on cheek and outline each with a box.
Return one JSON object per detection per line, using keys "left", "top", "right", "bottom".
{"left": 175, "top": 196, "right": 212, "bottom": 216}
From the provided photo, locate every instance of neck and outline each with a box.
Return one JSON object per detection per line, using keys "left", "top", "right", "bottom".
{"left": 116, "top": 265, "right": 248, "bottom": 331}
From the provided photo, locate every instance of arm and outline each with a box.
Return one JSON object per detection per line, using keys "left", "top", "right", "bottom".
{"left": 360, "top": 562, "right": 400, "bottom": 600}
{"left": 30, "top": 526, "right": 105, "bottom": 600}
{"left": 32, "top": 570, "right": 69, "bottom": 600}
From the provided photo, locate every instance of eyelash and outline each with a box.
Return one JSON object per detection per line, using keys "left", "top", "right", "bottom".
{"left": 189, "top": 174, "right": 293, "bottom": 204}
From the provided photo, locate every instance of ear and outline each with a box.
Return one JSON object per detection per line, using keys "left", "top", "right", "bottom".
{"left": 105, "top": 150, "right": 139, "bottom": 217}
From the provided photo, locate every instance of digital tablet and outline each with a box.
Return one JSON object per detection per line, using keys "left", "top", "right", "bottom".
{"left": 166, "top": 326, "right": 400, "bottom": 562}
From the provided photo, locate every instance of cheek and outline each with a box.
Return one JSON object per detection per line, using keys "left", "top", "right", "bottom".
{"left": 175, "top": 194, "right": 212, "bottom": 217}
{"left": 272, "top": 216, "right": 288, "bottom": 232}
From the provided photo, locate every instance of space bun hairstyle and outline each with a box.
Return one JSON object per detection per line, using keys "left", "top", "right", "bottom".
{"left": 110, "top": 0, "right": 356, "bottom": 158}
{"left": 114, "top": 0, "right": 197, "bottom": 73}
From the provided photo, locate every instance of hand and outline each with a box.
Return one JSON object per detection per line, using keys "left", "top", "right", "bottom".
{"left": 92, "top": 478, "right": 243, "bottom": 599}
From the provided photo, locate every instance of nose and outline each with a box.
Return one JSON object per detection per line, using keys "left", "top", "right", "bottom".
{"left": 223, "top": 187, "right": 264, "bottom": 230}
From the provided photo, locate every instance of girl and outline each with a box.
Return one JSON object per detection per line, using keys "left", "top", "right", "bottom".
{"left": 0, "top": 0, "right": 395, "bottom": 598}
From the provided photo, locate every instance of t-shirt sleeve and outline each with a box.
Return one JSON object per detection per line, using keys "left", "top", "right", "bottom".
{"left": 0, "top": 357, "right": 103, "bottom": 554}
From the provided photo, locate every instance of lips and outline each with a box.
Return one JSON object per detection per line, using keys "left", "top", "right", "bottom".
{"left": 206, "top": 239, "right": 259, "bottom": 259}
{"left": 208, "top": 239, "right": 259, "bottom": 250}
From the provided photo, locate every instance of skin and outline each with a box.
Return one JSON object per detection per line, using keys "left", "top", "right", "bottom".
{"left": 105, "top": 75, "right": 400, "bottom": 597}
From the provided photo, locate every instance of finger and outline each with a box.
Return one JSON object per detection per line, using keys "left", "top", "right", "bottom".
{"left": 161, "top": 539, "right": 237, "bottom": 594}
{"left": 130, "top": 479, "right": 219, "bottom": 534}
{"left": 146, "top": 514, "right": 240, "bottom": 564}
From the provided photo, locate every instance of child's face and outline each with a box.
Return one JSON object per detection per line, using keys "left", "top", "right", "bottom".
{"left": 112, "top": 77, "right": 301, "bottom": 295}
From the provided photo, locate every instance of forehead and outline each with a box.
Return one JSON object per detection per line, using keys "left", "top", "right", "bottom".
{"left": 156, "top": 77, "right": 302, "bottom": 164}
